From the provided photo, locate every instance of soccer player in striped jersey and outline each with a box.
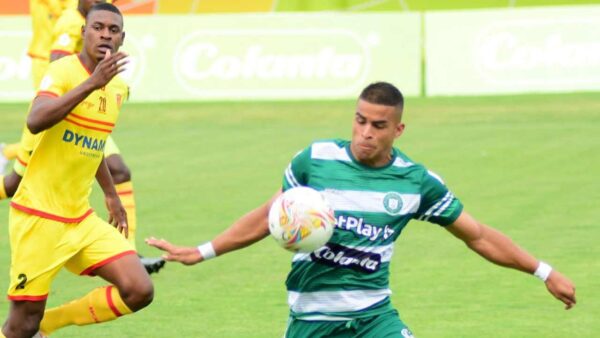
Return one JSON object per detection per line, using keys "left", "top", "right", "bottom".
{"left": 0, "top": 4, "right": 153, "bottom": 338}
{"left": 147, "top": 82, "right": 576, "bottom": 337}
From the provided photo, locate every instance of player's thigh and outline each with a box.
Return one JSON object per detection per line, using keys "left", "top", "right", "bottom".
{"left": 7, "top": 208, "right": 74, "bottom": 299}
{"left": 357, "top": 310, "right": 415, "bottom": 338}
{"left": 285, "top": 318, "right": 353, "bottom": 338}
{"left": 64, "top": 213, "right": 135, "bottom": 276}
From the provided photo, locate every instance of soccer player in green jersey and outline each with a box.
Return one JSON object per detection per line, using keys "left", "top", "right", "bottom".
{"left": 147, "top": 82, "right": 576, "bottom": 337}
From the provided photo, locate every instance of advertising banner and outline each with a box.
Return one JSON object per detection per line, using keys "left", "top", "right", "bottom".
{"left": 425, "top": 6, "right": 600, "bottom": 96}
{"left": 0, "top": 13, "right": 422, "bottom": 102}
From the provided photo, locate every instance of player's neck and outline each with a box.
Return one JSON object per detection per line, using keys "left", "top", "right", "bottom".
{"left": 78, "top": 53, "right": 98, "bottom": 74}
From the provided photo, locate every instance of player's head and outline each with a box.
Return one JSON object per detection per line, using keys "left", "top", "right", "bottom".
{"left": 79, "top": 0, "right": 106, "bottom": 16}
{"left": 350, "top": 82, "right": 405, "bottom": 167}
{"left": 82, "top": 3, "right": 124, "bottom": 62}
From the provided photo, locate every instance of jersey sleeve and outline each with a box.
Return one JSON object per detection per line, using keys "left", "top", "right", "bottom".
{"left": 50, "top": 14, "right": 80, "bottom": 56}
{"left": 36, "top": 60, "right": 69, "bottom": 98}
{"left": 282, "top": 145, "right": 311, "bottom": 191}
{"left": 414, "top": 169, "right": 463, "bottom": 226}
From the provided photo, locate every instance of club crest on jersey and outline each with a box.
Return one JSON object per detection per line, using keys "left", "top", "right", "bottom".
{"left": 383, "top": 192, "right": 404, "bottom": 216}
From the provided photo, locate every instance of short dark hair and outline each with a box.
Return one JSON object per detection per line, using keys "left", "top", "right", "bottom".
{"left": 359, "top": 82, "right": 404, "bottom": 109}
{"left": 87, "top": 3, "right": 123, "bottom": 20}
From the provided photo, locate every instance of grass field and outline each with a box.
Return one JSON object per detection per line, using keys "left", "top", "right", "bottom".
{"left": 0, "top": 93, "right": 598, "bottom": 337}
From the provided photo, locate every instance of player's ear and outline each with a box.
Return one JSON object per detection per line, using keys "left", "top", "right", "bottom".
{"left": 119, "top": 31, "right": 125, "bottom": 47}
{"left": 81, "top": 25, "right": 85, "bottom": 38}
{"left": 395, "top": 123, "right": 405, "bottom": 138}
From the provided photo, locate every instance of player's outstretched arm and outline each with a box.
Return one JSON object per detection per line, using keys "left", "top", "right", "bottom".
{"left": 146, "top": 190, "right": 281, "bottom": 265}
{"left": 96, "top": 156, "right": 128, "bottom": 237}
{"left": 446, "top": 211, "right": 576, "bottom": 309}
{"left": 27, "top": 50, "right": 128, "bottom": 134}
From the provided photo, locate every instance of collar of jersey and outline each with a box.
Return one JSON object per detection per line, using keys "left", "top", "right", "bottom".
{"left": 344, "top": 143, "right": 398, "bottom": 171}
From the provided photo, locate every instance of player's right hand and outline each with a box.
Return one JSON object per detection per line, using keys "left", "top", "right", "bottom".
{"left": 545, "top": 270, "right": 576, "bottom": 310}
{"left": 89, "top": 49, "right": 129, "bottom": 89}
{"left": 146, "top": 237, "right": 203, "bottom": 265}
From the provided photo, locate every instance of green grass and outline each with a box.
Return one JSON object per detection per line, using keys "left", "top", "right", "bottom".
{"left": 0, "top": 93, "right": 599, "bottom": 337}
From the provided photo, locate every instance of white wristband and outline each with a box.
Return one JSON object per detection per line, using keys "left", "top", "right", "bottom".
{"left": 534, "top": 261, "right": 552, "bottom": 282}
{"left": 197, "top": 242, "right": 217, "bottom": 261}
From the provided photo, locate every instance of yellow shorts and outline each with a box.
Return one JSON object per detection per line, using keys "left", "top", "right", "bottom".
{"left": 30, "top": 57, "right": 49, "bottom": 90}
{"left": 7, "top": 207, "right": 135, "bottom": 301}
{"left": 104, "top": 135, "right": 121, "bottom": 157}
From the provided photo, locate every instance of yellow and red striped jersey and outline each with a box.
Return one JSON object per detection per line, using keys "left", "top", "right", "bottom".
{"left": 12, "top": 54, "right": 129, "bottom": 222}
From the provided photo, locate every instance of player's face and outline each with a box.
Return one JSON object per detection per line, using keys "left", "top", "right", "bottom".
{"left": 82, "top": 10, "right": 124, "bottom": 62}
{"left": 350, "top": 99, "right": 404, "bottom": 167}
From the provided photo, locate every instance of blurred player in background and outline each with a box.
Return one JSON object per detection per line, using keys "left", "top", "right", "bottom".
{"left": 148, "top": 82, "right": 576, "bottom": 337}
{"left": 0, "top": 0, "right": 166, "bottom": 274}
{"left": 1, "top": 4, "right": 153, "bottom": 337}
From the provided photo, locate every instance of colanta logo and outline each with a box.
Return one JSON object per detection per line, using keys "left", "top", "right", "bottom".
{"left": 173, "top": 29, "right": 371, "bottom": 98}
{"left": 474, "top": 18, "right": 600, "bottom": 88}
{"left": 311, "top": 243, "right": 381, "bottom": 273}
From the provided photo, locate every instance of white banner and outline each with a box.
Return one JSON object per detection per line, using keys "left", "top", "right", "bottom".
{"left": 425, "top": 6, "right": 600, "bottom": 96}
{"left": 0, "top": 13, "right": 422, "bottom": 102}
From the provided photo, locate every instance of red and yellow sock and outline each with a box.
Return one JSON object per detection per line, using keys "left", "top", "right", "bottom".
{"left": 115, "top": 181, "right": 137, "bottom": 249}
{"left": 39, "top": 285, "right": 132, "bottom": 335}
{"left": 2, "top": 143, "right": 19, "bottom": 160}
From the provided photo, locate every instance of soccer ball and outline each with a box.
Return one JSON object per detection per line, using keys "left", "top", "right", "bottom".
{"left": 268, "top": 187, "right": 335, "bottom": 253}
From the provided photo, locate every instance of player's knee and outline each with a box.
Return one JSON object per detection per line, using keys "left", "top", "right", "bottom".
{"left": 108, "top": 163, "right": 131, "bottom": 184}
{"left": 5, "top": 311, "right": 43, "bottom": 337}
{"left": 120, "top": 278, "right": 154, "bottom": 311}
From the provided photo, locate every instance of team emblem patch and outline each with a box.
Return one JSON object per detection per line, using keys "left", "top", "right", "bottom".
{"left": 383, "top": 192, "right": 403, "bottom": 216}
{"left": 401, "top": 328, "right": 415, "bottom": 338}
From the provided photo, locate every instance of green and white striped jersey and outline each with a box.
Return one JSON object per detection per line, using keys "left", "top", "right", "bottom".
{"left": 282, "top": 139, "right": 463, "bottom": 320}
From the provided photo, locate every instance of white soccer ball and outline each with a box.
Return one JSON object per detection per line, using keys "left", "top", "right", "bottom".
{"left": 268, "top": 187, "right": 335, "bottom": 253}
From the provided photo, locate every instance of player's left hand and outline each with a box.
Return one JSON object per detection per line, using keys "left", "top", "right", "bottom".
{"left": 545, "top": 270, "right": 576, "bottom": 310}
{"left": 145, "top": 237, "right": 202, "bottom": 265}
{"left": 106, "top": 195, "right": 129, "bottom": 238}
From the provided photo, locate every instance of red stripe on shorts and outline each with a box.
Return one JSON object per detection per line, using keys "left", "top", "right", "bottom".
{"left": 7, "top": 294, "right": 48, "bottom": 301}
{"left": 79, "top": 250, "right": 137, "bottom": 276}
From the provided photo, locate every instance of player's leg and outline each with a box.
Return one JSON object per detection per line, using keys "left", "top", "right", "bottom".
{"left": 39, "top": 215, "right": 153, "bottom": 335}
{"left": 0, "top": 143, "right": 19, "bottom": 173}
{"left": 3, "top": 209, "right": 71, "bottom": 338}
{"left": 0, "top": 126, "right": 37, "bottom": 200}
{"left": 0, "top": 172, "right": 22, "bottom": 200}
{"left": 2, "top": 301, "right": 46, "bottom": 338}
{"left": 1, "top": 143, "right": 19, "bottom": 161}
{"left": 104, "top": 136, "right": 165, "bottom": 273}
